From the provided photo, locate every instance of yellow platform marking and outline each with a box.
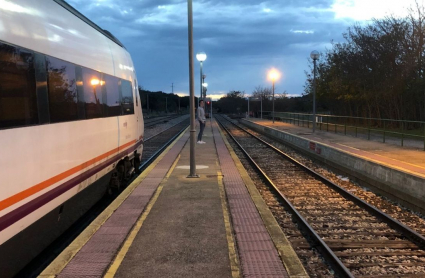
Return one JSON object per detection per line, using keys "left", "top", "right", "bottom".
{"left": 217, "top": 122, "right": 309, "bottom": 278}
{"left": 104, "top": 154, "right": 181, "bottom": 278}
{"left": 334, "top": 142, "right": 425, "bottom": 172}
{"left": 247, "top": 119, "right": 425, "bottom": 178}
{"left": 39, "top": 127, "right": 189, "bottom": 278}
{"left": 217, "top": 167, "right": 241, "bottom": 278}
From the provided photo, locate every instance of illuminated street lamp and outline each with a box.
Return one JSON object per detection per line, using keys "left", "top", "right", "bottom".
{"left": 310, "top": 50, "right": 319, "bottom": 133}
{"left": 268, "top": 68, "right": 280, "bottom": 123}
{"left": 196, "top": 52, "right": 207, "bottom": 106}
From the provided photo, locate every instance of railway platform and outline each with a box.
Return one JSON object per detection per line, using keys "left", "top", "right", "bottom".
{"left": 241, "top": 118, "right": 425, "bottom": 214}
{"left": 40, "top": 120, "right": 307, "bottom": 278}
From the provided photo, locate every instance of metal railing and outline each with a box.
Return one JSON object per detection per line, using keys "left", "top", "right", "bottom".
{"left": 262, "top": 111, "right": 425, "bottom": 150}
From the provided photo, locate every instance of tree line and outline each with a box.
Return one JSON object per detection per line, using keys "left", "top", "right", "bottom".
{"left": 215, "top": 87, "right": 313, "bottom": 115}
{"left": 305, "top": 3, "right": 425, "bottom": 122}
{"left": 138, "top": 87, "right": 193, "bottom": 114}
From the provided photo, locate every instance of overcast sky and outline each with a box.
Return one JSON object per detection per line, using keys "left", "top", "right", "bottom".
{"left": 66, "top": 0, "right": 420, "bottom": 100}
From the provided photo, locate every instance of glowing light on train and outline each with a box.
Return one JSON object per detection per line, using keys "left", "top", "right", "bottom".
{"left": 90, "top": 78, "right": 100, "bottom": 86}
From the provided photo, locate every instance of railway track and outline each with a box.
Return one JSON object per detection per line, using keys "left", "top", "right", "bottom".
{"left": 140, "top": 118, "right": 189, "bottom": 169}
{"left": 144, "top": 115, "right": 179, "bottom": 128}
{"left": 16, "top": 118, "right": 189, "bottom": 278}
{"left": 216, "top": 115, "right": 425, "bottom": 277}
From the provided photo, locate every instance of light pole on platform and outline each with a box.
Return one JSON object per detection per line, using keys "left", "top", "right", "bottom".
{"left": 202, "top": 82, "right": 208, "bottom": 98}
{"left": 196, "top": 52, "right": 207, "bottom": 106}
{"left": 187, "top": 0, "right": 198, "bottom": 178}
{"left": 310, "top": 50, "right": 319, "bottom": 133}
{"left": 146, "top": 92, "right": 149, "bottom": 114}
{"left": 247, "top": 97, "right": 250, "bottom": 118}
{"left": 202, "top": 74, "right": 206, "bottom": 98}
{"left": 268, "top": 69, "right": 280, "bottom": 124}
{"left": 260, "top": 96, "right": 263, "bottom": 119}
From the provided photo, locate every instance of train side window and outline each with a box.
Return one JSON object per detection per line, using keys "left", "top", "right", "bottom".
{"left": 46, "top": 56, "right": 78, "bottom": 123}
{"left": 100, "top": 73, "right": 121, "bottom": 117}
{"left": 81, "top": 67, "right": 103, "bottom": 119}
{"left": 0, "top": 43, "right": 38, "bottom": 129}
{"left": 120, "top": 79, "right": 134, "bottom": 115}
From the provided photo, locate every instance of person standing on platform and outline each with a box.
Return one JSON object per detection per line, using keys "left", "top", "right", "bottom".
{"left": 197, "top": 99, "right": 206, "bottom": 144}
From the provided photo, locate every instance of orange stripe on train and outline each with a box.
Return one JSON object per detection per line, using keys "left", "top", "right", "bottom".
{"left": 0, "top": 140, "right": 136, "bottom": 212}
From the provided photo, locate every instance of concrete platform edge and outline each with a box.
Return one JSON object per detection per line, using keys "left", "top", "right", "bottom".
{"left": 217, "top": 122, "right": 308, "bottom": 277}
{"left": 241, "top": 119, "right": 425, "bottom": 214}
{"left": 39, "top": 127, "right": 189, "bottom": 277}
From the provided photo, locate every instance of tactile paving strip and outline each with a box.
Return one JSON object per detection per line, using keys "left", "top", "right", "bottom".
{"left": 212, "top": 121, "right": 289, "bottom": 278}
{"left": 58, "top": 132, "right": 189, "bottom": 278}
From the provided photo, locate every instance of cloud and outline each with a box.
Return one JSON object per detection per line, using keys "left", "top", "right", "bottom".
{"left": 291, "top": 29, "right": 314, "bottom": 34}
{"left": 207, "top": 93, "right": 227, "bottom": 101}
{"left": 332, "top": 0, "right": 418, "bottom": 20}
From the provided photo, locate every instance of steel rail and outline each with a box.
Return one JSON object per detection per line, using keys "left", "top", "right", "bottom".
{"left": 139, "top": 120, "right": 189, "bottom": 171}
{"left": 144, "top": 118, "right": 189, "bottom": 142}
{"left": 218, "top": 114, "right": 425, "bottom": 276}
{"left": 215, "top": 115, "right": 354, "bottom": 278}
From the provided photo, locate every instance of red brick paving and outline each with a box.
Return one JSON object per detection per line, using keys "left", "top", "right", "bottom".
{"left": 58, "top": 132, "right": 189, "bottom": 278}
{"left": 212, "top": 120, "right": 289, "bottom": 278}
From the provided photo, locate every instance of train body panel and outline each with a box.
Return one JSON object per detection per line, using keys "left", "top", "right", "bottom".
{"left": 1, "top": 0, "right": 115, "bottom": 77}
{"left": 0, "top": 0, "right": 143, "bottom": 274}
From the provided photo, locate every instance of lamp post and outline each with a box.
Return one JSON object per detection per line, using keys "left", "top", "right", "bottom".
{"left": 203, "top": 83, "right": 212, "bottom": 120}
{"left": 202, "top": 74, "right": 206, "bottom": 98}
{"left": 202, "top": 82, "right": 208, "bottom": 99}
{"left": 247, "top": 97, "right": 250, "bottom": 118}
{"left": 310, "top": 50, "right": 319, "bottom": 133}
{"left": 249, "top": 97, "right": 261, "bottom": 118}
{"left": 146, "top": 92, "right": 149, "bottom": 114}
{"left": 187, "top": 0, "right": 198, "bottom": 178}
{"left": 268, "top": 69, "right": 280, "bottom": 124}
{"left": 196, "top": 52, "right": 207, "bottom": 106}
{"left": 261, "top": 97, "right": 263, "bottom": 119}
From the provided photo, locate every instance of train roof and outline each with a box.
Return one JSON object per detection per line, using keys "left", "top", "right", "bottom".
{"left": 53, "top": 0, "right": 126, "bottom": 49}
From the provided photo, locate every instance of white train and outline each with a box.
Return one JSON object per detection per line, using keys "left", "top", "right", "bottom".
{"left": 0, "top": 1, "right": 143, "bottom": 276}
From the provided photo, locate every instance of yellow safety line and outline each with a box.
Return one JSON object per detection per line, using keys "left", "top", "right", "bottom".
{"left": 104, "top": 154, "right": 181, "bottom": 278}
{"left": 39, "top": 127, "right": 189, "bottom": 277}
{"left": 217, "top": 122, "right": 309, "bottom": 278}
{"left": 217, "top": 167, "right": 241, "bottom": 278}
{"left": 247, "top": 119, "right": 425, "bottom": 178}
{"left": 334, "top": 142, "right": 425, "bottom": 172}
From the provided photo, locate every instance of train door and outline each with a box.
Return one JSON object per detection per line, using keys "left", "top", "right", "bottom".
{"left": 134, "top": 78, "right": 144, "bottom": 142}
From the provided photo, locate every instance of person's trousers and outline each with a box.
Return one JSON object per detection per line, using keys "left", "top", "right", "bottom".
{"left": 198, "top": 120, "right": 205, "bottom": 141}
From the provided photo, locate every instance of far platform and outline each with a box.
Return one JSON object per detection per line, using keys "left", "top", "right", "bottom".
{"left": 241, "top": 118, "right": 425, "bottom": 214}
{"left": 40, "top": 119, "right": 307, "bottom": 278}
